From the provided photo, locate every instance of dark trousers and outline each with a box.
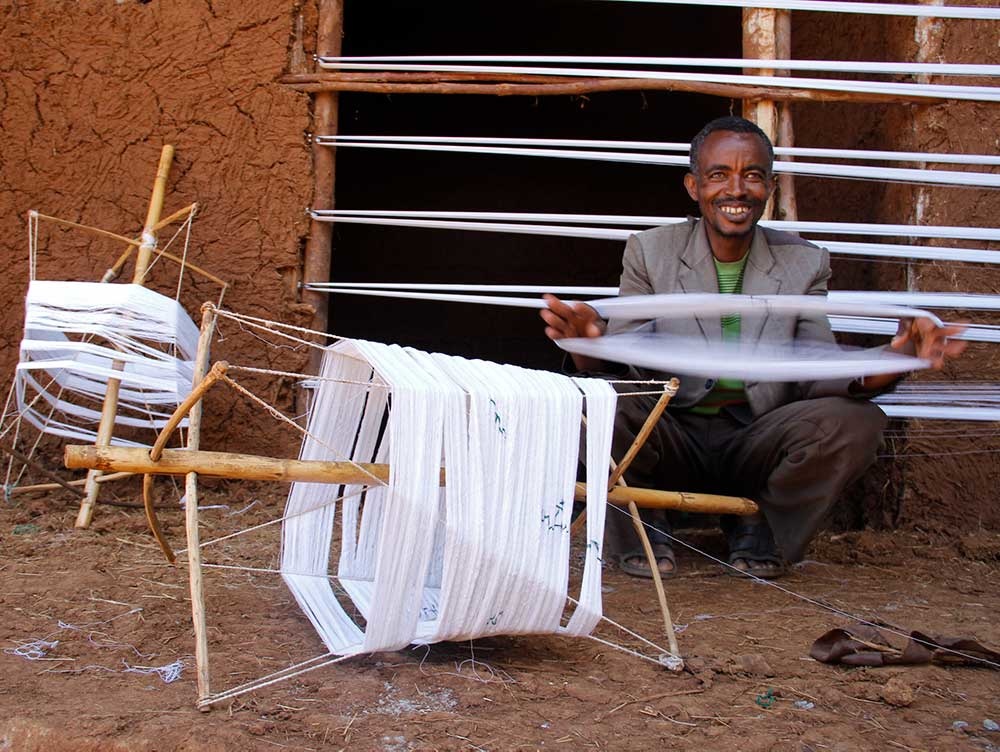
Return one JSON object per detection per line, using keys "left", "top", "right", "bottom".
{"left": 604, "top": 392, "right": 888, "bottom": 562}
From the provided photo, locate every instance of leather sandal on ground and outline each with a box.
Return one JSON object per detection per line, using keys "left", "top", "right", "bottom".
{"left": 618, "top": 543, "right": 677, "bottom": 579}
{"left": 725, "top": 520, "right": 787, "bottom": 580}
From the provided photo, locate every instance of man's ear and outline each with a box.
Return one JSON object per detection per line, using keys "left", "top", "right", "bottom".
{"left": 683, "top": 172, "right": 698, "bottom": 202}
{"left": 767, "top": 172, "right": 778, "bottom": 199}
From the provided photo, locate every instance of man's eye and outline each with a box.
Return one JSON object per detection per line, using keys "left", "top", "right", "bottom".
{"left": 745, "top": 172, "right": 765, "bottom": 182}
{"left": 708, "top": 171, "right": 726, "bottom": 180}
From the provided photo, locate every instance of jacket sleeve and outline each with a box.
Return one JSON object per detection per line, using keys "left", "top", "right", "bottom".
{"left": 607, "top": 233, "right": 655, "bottom": 337}
{"left": 796, "top": 249, "right": 899, "bottom": 401}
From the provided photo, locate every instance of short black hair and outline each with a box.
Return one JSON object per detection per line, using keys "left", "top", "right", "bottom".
{"left": 689, "top": 116, "right": 774, "bottom": 175}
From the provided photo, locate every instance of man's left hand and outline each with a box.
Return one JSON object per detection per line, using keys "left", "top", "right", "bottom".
{"left": 891, "top": 317, "right": 968, "bottom": 370}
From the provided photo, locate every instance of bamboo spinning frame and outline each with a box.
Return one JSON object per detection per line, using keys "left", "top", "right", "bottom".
{"left": 9, "top": 145, "right": 221, "bottom": 514}
{"left": 62, "top": 300, "right": 759, "bottom": 706}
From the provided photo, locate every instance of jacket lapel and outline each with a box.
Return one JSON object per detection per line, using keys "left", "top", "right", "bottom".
{"left": 678, "top": 223, "right": 722, "bottom": 342}
{"left": 741, "top": 228, "right": 782, "bottom": 345}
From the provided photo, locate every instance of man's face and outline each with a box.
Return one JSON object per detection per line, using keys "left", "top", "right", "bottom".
{"left": 684, "top": 131, "right": 775, "bottom": 244}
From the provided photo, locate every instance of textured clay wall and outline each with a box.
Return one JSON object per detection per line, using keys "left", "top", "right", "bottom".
{"left": 792, "top": 8, "right": 1000, "bottom": 533}
{"left": 0, "top": 1, "right": 314, "bottom": 455}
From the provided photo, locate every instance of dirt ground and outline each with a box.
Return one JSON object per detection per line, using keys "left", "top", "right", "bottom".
{"left": 2, "top": 483, "right": 999, "bottom": 752}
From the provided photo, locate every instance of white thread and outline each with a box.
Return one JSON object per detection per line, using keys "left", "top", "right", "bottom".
{"left": 279, "top": 340, "right": 615, "bottom": 657}
{"left": 123, "top": 659, "right": 184, "bottom": 684}
{"left": 319, "top": 139, "right": 1000, "bottom": 189}
{"left": 326, "top": 56, "right": 1000, "bottom": 78}
{"left": 15, "top": 281, "right": 198, "bottom": 445}
{"left": 313, "top": 210, "right": 1000, "bottom": 243}
{"left": 4, "top": 639, "right": 59, "bottom": 660}
{"left": 594, "top": 0, "right": 1000, "bottom": 20}
{"left": 322, "top": 135, "right": 1000, "bottom": 167}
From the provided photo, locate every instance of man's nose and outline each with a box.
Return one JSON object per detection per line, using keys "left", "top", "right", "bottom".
{"left": 725, "top": 174, "right": 747, "bottom": 196}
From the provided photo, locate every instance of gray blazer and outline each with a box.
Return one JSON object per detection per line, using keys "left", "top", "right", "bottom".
{"left": 608, "top": 218, "right": 857, "bottom": 418}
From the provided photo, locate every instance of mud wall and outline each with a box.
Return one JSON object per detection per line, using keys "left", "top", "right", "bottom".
{"left": 793, "top": 8, "right": 1000, "bottom": 533}
{"left": 0, "top": 1, "right": 314, "bottom": 456}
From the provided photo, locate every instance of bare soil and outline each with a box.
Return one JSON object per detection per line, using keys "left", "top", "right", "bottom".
{"left": 2, "top": 486, "right": 999, "bottom": 751}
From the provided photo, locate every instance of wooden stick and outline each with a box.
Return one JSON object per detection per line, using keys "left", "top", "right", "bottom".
{"left": 149, "top": 360, "right": 229, "bottom": 463}
{"left": 142, "top": 359, "right": 230, "bottom": 564}
{"left": 30, "top": 212, "right": 141, "bottom": 247}
{"left": 0, "top": 443, "right": 85, "bottom": 498}
{"left": 8, "top": 471, "right": 133, "bottom": 495}
{"left": 101, "top": 203, "right": 203, "bottom": 283}
{"left": 624, "top": 487, "right": 682, "bottom": 666}
{"left": 65, "top": 445, "right": 758, "bottom": 515}
{"left": 599, "top": 381, "right": 682, "bottom": 663}
{"left": 185, "top": 303, "right": 219, "bottom": 709}
{"left": 76, "top": 145, "right": 175, "bottom": 529}
{"left": 277, "top": 72, "right": 940, "bottom": 105}
{"left": 606, "top": 380, "right": 679, "bottom": 489}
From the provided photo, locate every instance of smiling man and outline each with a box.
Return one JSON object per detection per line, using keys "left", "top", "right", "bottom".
{"left": 541, "top": 116, "right": 965, "bottom": 580}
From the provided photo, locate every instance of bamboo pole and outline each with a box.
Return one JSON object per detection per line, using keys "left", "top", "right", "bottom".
{"left": 184, "top": 303, "right": 219, "bottom": 710}
{"left": 65, "top": 444, "right": 758, "bottom": 515}
{"left": 76, "top": 145, "right": 175, "bottom": 529}
{"left": 278, "top": 72, "right": 939, "bottom": 104}
{"left": 299, "top": 0, "right": 345, "bottom": 420}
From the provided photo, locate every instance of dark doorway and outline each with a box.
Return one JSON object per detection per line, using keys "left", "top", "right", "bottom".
{"left": 331, "top": 0, "right": 740, "bottom": 370}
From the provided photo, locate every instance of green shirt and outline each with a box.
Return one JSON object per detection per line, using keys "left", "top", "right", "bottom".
{"left": 689, "top": 255, "right": 750, "bottom": 415}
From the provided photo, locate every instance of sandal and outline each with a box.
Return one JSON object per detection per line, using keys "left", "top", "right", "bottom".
{"left": 725, "top": 519, "right": 787, "bottom": 580}
{"left": 619, "top": 543, "right": 677, "bottom": 579}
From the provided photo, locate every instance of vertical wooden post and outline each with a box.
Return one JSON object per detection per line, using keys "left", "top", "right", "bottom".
{"left": 186, "top": 303, "right": 218, "bottom": 709}
{"left": 742, "top": 8, "right": 779, "bottom": 220}
{"left": 774, "top": 10, "right": 798, "bottom": 222}
{"left": 300, "top": 0, "right": 345, "bottom": 403}
{"left": 76, "top": 145, "right": 175, "bottom": 528}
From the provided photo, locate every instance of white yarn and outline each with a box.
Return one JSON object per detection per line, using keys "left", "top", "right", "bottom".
{"left": 322, "top": 136, "right": 1000, "bottom": 167}
{"left": 587, "top": 292, "right": 944, "bottom": 327}
{"left": 326, "top": 55, "right": 1000, "bottom": 78}
{"left": 595, "top": 0, "right": 1000, "bottom": 21}
{"left": 318, "top": 139, "right": 1000, "bottom": 189}
{"left": 558, "top": 332, "right": 929, "bottom": 381}
{"left": 280, "top": 341, "right": 616, "bottom": 657}
{"left": 15, "top": 281, "right": 198, "bottom": 445}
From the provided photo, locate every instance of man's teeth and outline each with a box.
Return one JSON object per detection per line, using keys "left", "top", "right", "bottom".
{"left": 721, "top": 206, "right": 748, "bottom": 216}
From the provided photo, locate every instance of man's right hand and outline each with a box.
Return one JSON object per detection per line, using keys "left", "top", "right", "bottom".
{"left": 540, "top": 294, "right": 606, "bottom": 372}
{"left": 540, "top": 294, "right": 605, "bottom": 340}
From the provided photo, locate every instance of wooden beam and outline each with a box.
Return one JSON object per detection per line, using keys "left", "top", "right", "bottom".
{"left": 277, "top": 72, "right": 939, "bottom": 105}
{"left": 775, "top": 9, "right": 798, "bottom": 221}
{"left": 64, "top": 444, "right": 759, "bottom": 516}
{"left": 743, "top": 8, "right": 779, "bottom": 220}
{"left": 301, "top": 0, "right": 344, "bottom": 394}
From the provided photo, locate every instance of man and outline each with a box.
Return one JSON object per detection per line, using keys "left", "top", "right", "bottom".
{"left": 541, "top": 116, "right": 965, "bottom": 579}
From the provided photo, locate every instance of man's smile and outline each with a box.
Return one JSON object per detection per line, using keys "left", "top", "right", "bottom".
{"left": 717, "top": 203, "right": 755, "bottom": 220}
